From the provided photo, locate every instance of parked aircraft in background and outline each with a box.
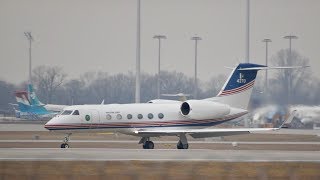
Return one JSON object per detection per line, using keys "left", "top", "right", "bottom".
{"left": 13, "top": 84, "right": 66, "bottom": 120}
{"left": 26, "top": 84, "right": 67, "bottom": 113}
{"left": 45, "top": 63, "right": 299, "bottom": 149}
{"left": 290, "top": 105, "right": 320, "bottom": 124}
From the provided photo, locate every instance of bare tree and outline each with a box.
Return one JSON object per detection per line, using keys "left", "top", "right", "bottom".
{"left": 32, "top": 66, "right": 66, "bottom": 103}
{"left": 270, "top": 49, "right": 311, "bottom": 105}
{"left": 202, "top": 74, "right": 227, "bottom": 98}
{"left": 0, "top": 80, "right": 16, "bottom": 112}
{"left": 64, "top": 79, "right": 84, "bottom": 105}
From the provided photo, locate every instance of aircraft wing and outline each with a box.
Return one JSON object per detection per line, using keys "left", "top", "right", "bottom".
{"left": 134, "top": 127, "right": 278, "bottom": 138}
{"left": 135, "top": 110, "right": 297, "bottom": 138}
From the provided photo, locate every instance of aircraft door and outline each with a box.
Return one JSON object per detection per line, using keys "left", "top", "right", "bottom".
{"left": 90, "top": 110, "right": 100, "bottom": 124}
{"left": 81, "top": 110, "right": 92, "bottom": 124}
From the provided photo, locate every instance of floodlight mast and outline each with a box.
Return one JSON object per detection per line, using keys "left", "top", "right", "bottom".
{"left": 153, "top": 35, "right": 167, "bottom": 99}
{"left": 283, "top": 35, "right": 298, "bottom": 104}
{"left": 245, "top": 0, "right": 250, "bottom": 63}
{"left": 191, "top": 36, "right": 202, "bottom": 99}
{"left": 135, "top": 0, "right": 141, "bottom": 103}
{"left": 262, "top": 39, "right": 271, "bottom": 97}
{"left": 24, "top": 32, "right": 33, "bottom": 84}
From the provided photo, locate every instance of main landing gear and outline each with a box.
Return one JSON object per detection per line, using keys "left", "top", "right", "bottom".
{"left": 177, "top": 140, "right": 189, "bottom": 149}
{"left": 61, "top": 133, "right": 72, "bottom": 148}
{"left": 139, "top": 137, "right": 154, "bottom": 149}
{"left": 139, "top": 133, "right": 189, "bottom": 149}
{"left": 177, "top": 133, "right": 189, "bottom": 149}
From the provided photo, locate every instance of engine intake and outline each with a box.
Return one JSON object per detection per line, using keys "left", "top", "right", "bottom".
{"left": 181, "top": 102, "right": 191, "bottom": 115}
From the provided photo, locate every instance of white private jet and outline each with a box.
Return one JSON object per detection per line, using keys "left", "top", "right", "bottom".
{"left": 45, "top": 63, "right": 299, "bottom": 149}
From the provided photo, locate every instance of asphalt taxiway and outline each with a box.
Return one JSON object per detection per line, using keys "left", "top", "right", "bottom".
{"left": 0, "top": 148, "right": 320, "bottom": 162}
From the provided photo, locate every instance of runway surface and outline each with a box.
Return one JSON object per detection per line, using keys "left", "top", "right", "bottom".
{"left": 1, "top": 148, "right": 320, "bottom": 162}
{"left": 1, "top": 139, "right": 320, "bottom": 145}
{"left": 1, "top": 123, "right": 320, "bottom": 135}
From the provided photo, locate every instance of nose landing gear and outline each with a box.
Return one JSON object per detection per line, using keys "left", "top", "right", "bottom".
{"left": 61, "top": 133, "right": 72, "bottom": 148}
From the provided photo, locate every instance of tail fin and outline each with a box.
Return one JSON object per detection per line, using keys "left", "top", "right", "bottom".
{"left": 14, "top": 91, "right": 31, "bottom": 112}
{"left": 14, "top": 87, "right": 48, "bottom": 115}
{"left": 213, "top": 63, "right": 266, "bottom": 109}
{"left": 27, "top": 84, "right": 44, "bottom": 106}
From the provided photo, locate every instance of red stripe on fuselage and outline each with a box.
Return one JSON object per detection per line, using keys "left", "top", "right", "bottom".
{"left": 218, "top": 80, "right": 255, "bottom": 96}
{"left": 45, "top": 112, "right": 248, "bottom": 130}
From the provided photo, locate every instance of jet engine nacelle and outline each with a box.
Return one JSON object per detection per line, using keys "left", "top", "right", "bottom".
{"left": 180, "top": 100, "right": 230, "bottom": 120}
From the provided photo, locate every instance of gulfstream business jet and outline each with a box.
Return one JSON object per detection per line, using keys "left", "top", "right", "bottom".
{"left": 45, "top": 63, "right": 298, "bottom": 149}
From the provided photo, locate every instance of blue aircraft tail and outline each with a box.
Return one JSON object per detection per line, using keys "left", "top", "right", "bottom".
{"left": 212, "top": 63, "right": 266, "bottom": 109}
{"left": 27, "top": 84, "right": 44, "bottom": 106}
{"left": 14, "top": 85, "right": 49, "bottom": 115}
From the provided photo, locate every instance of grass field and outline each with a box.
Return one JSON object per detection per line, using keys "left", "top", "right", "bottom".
{"left": 1, "top": 161, "right": 320, "bottom": 180}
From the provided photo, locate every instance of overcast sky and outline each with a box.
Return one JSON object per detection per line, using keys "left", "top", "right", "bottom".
{"left": 0, "top": 0, "right": 319, "bottom": 84}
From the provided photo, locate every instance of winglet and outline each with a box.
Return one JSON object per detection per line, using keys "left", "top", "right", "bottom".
{"left": 277, "top": 110, "right": 297, "bottom": 129}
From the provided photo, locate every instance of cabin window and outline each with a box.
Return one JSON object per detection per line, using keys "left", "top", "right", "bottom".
{"left": 127, "top": 114, "right": 132, "bottom": 119}
{"left": 148, "top": 113, "right": 154, "bottom": 119}
{"left": 158, "top": 113, "right": 164, "bottom": 119}
{"left": 137, "top": 114, "right": 143, "bottom": 119}
{"left": 61, "top": 110, "right": 72, "bottom": 115}
{"left": 106, "top": 114, "right": 112, "bottom": 120}
{"left": 72, "top": 110, "right": 79, "bottom": 115}
{"left": 116, "top": 114, "right": 122, "bottom": 120}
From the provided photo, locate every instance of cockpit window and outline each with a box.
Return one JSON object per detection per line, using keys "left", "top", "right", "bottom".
{"left": 72, "top": 110, "right": 80, "bottom": 115}
{"left": 61, "top": 110, "right": 72, "bottom": 115}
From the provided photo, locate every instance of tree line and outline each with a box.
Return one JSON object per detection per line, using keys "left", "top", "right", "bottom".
{"left": 0, "top": 49, "right": 319, "bottom": 113}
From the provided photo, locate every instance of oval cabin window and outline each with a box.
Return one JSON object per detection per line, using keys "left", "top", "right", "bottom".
{"left": 158, "top": 113, "right": 164, "bottom": 119}
{"left": 148, "top": 113, "right": 154, "bottom": 119}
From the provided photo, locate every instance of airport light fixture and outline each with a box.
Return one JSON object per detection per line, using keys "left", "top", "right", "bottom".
{"left": 283, "top": 35, "right": 298, "bottom": 104}
{"left": 191, "top": 36, "right": 202, "bottom": 99}
{"left": 24, "top": 32, "right": 33, "bottom": 84}
{"left": 262, "top": 38, "right": 271, "bottom": 97}
{"left": 135, "top": 0, "right": 141, "bottom": 103}
{"left": 283, "top": 35, "right": 298, "bottom": 58}
{"left": 153, "top": 35, "right": 167, "bottom": 99}
{"left": 245, "top": 0, "right": 250, "bottom": 63}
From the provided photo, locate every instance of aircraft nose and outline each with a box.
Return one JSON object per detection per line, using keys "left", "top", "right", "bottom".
{"left": 44, "top": 117, "right": 58, "bottom": 130}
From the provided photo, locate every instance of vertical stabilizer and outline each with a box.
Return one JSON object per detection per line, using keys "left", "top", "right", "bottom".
{"left": 15, "top": 91, "right": 31, "bottom": 112}
{"left": 27, "top": 84, "right": 44, "bottom": 106}
{"left": 211, "top": 63, "right": 266, "bottom": 109}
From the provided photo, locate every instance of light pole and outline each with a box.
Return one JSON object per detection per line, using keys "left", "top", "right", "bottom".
{"left": 283, "top": 35, "right": 298, "bottom": 104}
{"left": 262, "top": 39, "right": 271, "bottom": 97}
{"left": 191, "top": 36, "right": 201, "bottom": 99}
{"left": 135, "top": 0, "right": 141, "bottom": 103}
{"left": 24, "top": 32, "right": 33, "bottom": 84}
{"left": 153, "top": 35, "right": 166, "bottom": 99}
{"left": 245, "top": 0, "right": 250, "bottom": 63}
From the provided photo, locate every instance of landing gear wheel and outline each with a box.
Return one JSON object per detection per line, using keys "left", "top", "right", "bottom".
{"left": 60, "top": 133, "right": 72, "bottom": 148}
{"left": 143, "top": 141, "right": 154, "bottom": 149}
{"left": 177, "top": 140, "right": 189, "bottom": 149}
{"left": 60, "top": 143, "right": 69, "bottom": 148}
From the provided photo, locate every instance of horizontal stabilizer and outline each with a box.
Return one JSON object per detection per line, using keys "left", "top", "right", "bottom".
{"left": 239, "top": 66, "right": 309, "bottom": 71}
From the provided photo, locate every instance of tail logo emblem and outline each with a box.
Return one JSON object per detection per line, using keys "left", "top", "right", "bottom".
{"left": 30, "top": 92, "right": 36, "bottom": 99}
{"left": 237, "top": 73, "right": 246, "bottom": 84}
